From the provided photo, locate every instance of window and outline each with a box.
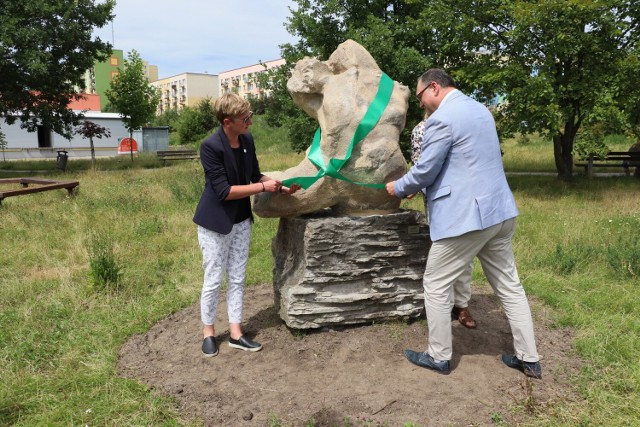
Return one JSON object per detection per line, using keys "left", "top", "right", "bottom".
{"left": 110, "top": 57, "right": 119, "bottom": 66}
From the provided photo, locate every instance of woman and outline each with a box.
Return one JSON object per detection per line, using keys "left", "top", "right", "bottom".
{"left": 193, "top": 93, "right": 299, "bottom": 357}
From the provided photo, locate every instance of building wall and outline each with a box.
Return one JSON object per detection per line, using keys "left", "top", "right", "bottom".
{"left": 0, "top": 112, "right": 141, "bottom": 160}
{"left": 144, "top": 62, "right": 159, "bottom": 82}
{"left": 219, "top": 58, "right": 285, "bottom": 99}
{"left": 151, "top": 73, "right": 219, "bottom": 114}
{"left": 91, "top": 50, "right": 125, "bottom": 111}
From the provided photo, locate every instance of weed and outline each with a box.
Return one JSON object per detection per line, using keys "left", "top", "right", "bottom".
{"left": 490, "top": 412, "right": 505, "bottom": 425}
{"left": 86, "top": 232, "right": 122, "bottom": 291}
{"left": 551, "top": 242, "right": 596, "bottom": 275}
{"left": 606, "top": 235, "right": 640, "bottom": 279}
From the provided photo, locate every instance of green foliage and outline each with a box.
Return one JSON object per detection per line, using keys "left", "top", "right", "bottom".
{"left": 278, "top": 0, "right": 640, "bottom": 177}
{"left": 423, "top": 0, "right": 639, "bottom": 178}
{"left": 86, "top": 232, "right": 122, "bottom": 291}
{"left": 551, "top": 243, "right": 597, "bottom": 276}
{"left": 175, "top": 98, "right": 218, "bottom": 145}
{"left": 264, "top": 1, "right": 432, "bottom": 155}
{"left": 615, "top": 50, "right": 640, "bottom": 139}
{"left": 574, "top": 126, "right": 610, "bottom": 161}
{"left": 254, "top": 60, "right": 319, "bottom": 153}
{"left": 106, "top": 50, "right": 161, "bottom": 134}
{"left": 151, "top": 108, "right": 181, "bottom": 130}
{"left": 548, "top": 215, "right": 640, "bottom": 279}
{"left": 0, "top": 0, "right": 114, "bottom": 138}
{"left": 606, "top": 222, "right": 640, "bottom": 279}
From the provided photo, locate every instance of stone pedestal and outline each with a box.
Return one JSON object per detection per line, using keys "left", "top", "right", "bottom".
{"left": 272, "top": 210, "right": 430, "bottom": 329}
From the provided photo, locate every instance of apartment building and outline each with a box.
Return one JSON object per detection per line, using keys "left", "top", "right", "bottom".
{"left": 80, "top": 50, "right": 159, "bottom": 112}
{"left": 219, "top": 58, "right": 285, "bottom": 99}
{"left": 82, "top": 49, "right": 125, "bottom": 111}
{"left": 143, "top": 61, "right": 159, "bottom": 82}
{"left": 151, "top": 73, "right": 219, "bottom": 114}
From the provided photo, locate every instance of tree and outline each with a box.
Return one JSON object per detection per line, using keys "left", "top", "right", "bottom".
{"left": 0, "top": 0, "right": 114, "bottom": 138}
{"left": 421, "top": 0, "right": 640, "bottom": 179}
{"left": 274, "top": 0, "right": 640, "bottom": 179}
{"left": 75, "top": 121, "right": 111, "bottom": 171}
{"left": 265, "top": 1, "right": 435, "bottom": 154}
{"left": 106, "top": 50, "right": 160, "bottom": 160}
{"left": 176, "top": 98, "right": 219, "bottom": 145}
{"left": 0, "top": 129, "right": 7, "bottom": 162}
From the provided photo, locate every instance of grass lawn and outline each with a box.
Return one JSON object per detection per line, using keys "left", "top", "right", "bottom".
{"left": 1, "top": 120, "right": 638, "bottom": 426}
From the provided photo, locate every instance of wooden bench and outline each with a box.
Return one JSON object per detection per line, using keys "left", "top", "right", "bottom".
{"left": 575, "top": 151, "right": 640, "bottom": 178}
{"left": 0, "top": 178, "right": 79, "bottom": 205}
{"left": 157, "top": 150, "right": 199, "bottom": 165}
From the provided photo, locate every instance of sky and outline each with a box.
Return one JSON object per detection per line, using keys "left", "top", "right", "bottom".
{"left": 92, "top": 0, "right": 298, "bottom": 79}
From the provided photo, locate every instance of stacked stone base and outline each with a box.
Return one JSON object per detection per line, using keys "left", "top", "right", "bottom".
{"left": 272, "top": 210, "right": 430, "bottom": 329}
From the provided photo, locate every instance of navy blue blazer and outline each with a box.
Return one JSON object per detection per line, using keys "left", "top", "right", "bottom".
{"left": 193, "top": 127, "right": 264, "bottom": 234}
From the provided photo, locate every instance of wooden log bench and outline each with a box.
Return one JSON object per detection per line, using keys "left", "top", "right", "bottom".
{"left": 575, "top": 151, "right": 640, "bottom": 178}
{"left": 0, "top": 178, "right": 79, "bottom": 205}
{"left": 156, "top": 150, "right": 199, "bottom": 165}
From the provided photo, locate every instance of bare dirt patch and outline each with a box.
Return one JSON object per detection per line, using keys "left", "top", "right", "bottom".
{"left": 118, "top": 284, "right": 582, "bottom": 426}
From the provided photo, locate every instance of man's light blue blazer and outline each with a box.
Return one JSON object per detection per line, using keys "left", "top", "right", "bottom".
{"left": 394, "top": 90, "right": 518, "bottom": 241}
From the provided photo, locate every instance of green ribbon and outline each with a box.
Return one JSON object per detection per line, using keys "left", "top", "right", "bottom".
{"left": 282, "top": 72, "right": 394, "bottom": 190}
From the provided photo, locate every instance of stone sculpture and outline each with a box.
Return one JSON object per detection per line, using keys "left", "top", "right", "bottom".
{"left": 253, "top": 39, "right": 410, "bottom": 217}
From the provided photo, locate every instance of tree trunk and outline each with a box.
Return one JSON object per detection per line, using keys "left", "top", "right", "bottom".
{"left": 129, "top": 129, "right": 134, "bottom": 161}
{"left": 553, "top": 123, "right": 579, "bottom": 181}
{"left": 89, "top": 137, "right": 96, "bottom": 171}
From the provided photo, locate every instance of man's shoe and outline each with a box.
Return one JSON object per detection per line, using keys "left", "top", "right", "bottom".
{"left": 405, "top": 350, "right": 450, "bottom": 375}
{"left": 501, "top": 354, "right": 542, "bottom": 379}
{"left": 452, "top": 306, "right": 477, "bottom": 329}
{"left": 229, "top": 336, "right": 263, "bottom": 352}
{"left": 202, "top": 336, "right": 218, "bottom": 357}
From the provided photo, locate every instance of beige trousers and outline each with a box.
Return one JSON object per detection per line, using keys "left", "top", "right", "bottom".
{"left": 424, "top": 218, "right": 539, "bottom": 362}
{"left": 425, "top": 197, "right": 472, "bottom": 308}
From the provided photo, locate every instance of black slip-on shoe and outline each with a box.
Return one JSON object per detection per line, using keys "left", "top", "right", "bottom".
{"left": 501, "top": 354, "right": 542, "bottom": 379}
{"left": 405, "top": 350, "right": 450, "bottom": 375}
{"left": 229, "top": 336, "right": 262, "bottom": 352}
{"left": 202, "top": 336, "right": 218, "bottom": 357}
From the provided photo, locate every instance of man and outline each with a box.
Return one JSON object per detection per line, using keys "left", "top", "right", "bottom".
{"left": 386, "top": 69, "right": 541, "bottom": 378}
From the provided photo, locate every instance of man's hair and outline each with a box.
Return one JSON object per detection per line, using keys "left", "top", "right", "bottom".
{"left": 419, "top": 69, "right": 457, "bottom": 89}
{"left": 214, "top": 93, "right": 250, "bottom": 123}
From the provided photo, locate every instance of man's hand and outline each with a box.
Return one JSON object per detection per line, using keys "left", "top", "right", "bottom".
{"left": 279, "top": 183, "right": 301, "bottom": 195}
{"left": 385, "top": 181, "right": 397, "bottom": 198}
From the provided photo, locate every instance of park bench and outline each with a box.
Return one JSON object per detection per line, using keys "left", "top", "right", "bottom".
{"left": 0, "top": 178, "right": 79, "bottom": 205}
{"left": 575, "top": 151, "right": 640, "bottom": 178}
{"left": 156, "top": 150, "right": 199, "bottom": 165}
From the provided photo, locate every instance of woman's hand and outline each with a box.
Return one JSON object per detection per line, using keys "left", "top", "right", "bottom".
{"left": 260, "top": 178, "right": 301, "bottom": 195}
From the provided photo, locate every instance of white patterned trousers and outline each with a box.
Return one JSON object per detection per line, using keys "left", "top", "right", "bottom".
{"left": 197, "top": 219, "right": 251, "bottom": 325}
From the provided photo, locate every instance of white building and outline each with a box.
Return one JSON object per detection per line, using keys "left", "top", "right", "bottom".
{"left": 219, "top": 59, "right": 285, "bottom": 99}
{"left": 0, "top": 112, "right": 150, "bottom": 160}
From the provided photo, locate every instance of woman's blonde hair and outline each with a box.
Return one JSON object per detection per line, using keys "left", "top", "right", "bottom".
{"left": 214, "top": 93, "right": 250, "bottom": 123}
